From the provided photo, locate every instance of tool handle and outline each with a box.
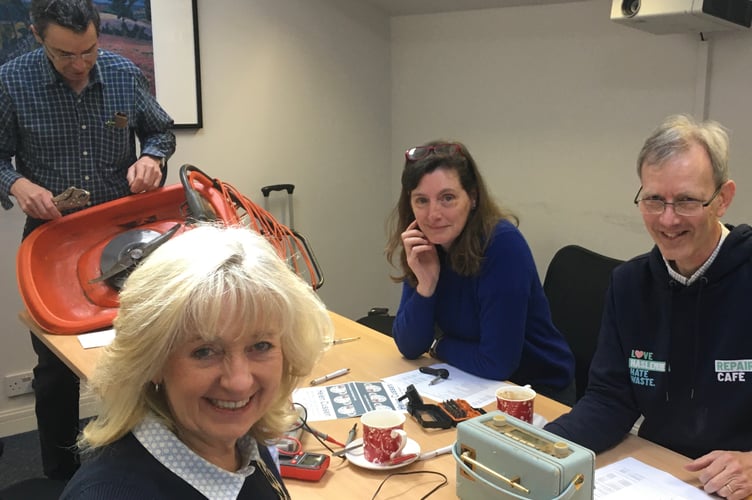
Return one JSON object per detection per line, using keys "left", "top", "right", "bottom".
{"left": 420, "top": 366, "right": 449, "bottom": 378}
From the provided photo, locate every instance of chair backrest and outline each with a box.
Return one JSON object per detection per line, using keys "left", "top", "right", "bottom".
{"left": 543, "top": 245, "right": 624, "bottom": 402}
{"left": 356, "top": 307, "right": 394, "bottom": 337}
{"left": 0, "top": 438, "right": 67, "bottom": 500}
{"left": 0, "top": 478, "right": 67, "bottom": 500}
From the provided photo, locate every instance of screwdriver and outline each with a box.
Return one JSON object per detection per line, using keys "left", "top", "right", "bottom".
{"left": 419, "top": 366, "right": 450, "bottom": 385}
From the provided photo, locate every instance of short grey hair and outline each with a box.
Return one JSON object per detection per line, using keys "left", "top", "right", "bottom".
{"left": 636, "top": 114, "right": 730, "bottom": 186}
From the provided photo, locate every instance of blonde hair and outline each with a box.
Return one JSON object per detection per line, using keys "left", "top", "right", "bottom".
{"left": 79, "top": 224, "right": 333, "bottom": 450}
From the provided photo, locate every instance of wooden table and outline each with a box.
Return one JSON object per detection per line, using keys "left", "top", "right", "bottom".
{"left": 20, "top": 310, "right": 701, "bottom": 499}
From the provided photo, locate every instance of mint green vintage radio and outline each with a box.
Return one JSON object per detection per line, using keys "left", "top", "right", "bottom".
{"left": 453, "top": 411, "right": 595, "bottom": 499}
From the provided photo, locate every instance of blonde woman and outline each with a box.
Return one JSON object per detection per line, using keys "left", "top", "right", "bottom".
{"left": 62, "top": 225, "right": 333, "bottom": 499}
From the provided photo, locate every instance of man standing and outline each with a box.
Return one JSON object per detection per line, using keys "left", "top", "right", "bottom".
{"left": 545, "top": 114, "right": 751, "bottom": 499}
{"left": 0, "top": 0, "right": 175, "bottom": 480}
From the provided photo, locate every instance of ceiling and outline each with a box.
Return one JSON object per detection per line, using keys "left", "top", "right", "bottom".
{"left": 360, "top": 0, "right": 584, "bottom": 16}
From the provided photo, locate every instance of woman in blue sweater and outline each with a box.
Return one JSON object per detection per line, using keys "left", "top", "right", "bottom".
{"left": 386, "top": 141, "right": 575, "bottom": 405}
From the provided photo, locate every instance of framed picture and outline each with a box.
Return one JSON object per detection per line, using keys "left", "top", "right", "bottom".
{"left": 151, "top": 0, "right": 202, "bottom": 129}
{"left": 0, "top": 0, "right": 202, "bottom": 129}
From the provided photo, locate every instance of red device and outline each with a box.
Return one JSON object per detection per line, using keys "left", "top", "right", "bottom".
{"left": 279, "top": 452, "right": 330, "bottom": 481}
{"left": 16, "top": 165, "right": 323, "bottom": 335}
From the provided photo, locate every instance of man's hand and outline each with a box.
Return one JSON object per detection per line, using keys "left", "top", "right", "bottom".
{"left": 685, "top": 450, "right": 752, "bottom": 499}
{"left": 10, "top": 178, "right": 62, "bottom": 220}
{"left": 127, "top": 155, "right": 164, "bottom": 193}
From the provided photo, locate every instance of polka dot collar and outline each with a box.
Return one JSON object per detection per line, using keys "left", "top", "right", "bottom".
{"left": 133, "top": 414, "right": 259, "bottom": 500}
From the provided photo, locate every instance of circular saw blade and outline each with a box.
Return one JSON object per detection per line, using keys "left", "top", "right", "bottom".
{"left": 99, "top": 229, "right": 160, "bottom": 289}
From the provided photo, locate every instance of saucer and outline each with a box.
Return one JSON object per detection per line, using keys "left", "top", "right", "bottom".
{"left": 345, "top": 438, "right": 421, "bottom": 470}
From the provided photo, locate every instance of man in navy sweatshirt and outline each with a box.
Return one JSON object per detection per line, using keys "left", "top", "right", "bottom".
{"left": 545, "top": 114, "right": 752, "bottom": 500}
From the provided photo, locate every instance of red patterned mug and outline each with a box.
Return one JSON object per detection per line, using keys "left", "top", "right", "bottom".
{"left": 496, "top": 385, "right": 536, "bottom": 424}
{"left": 361, "top": 409, "right": 408, "bottom": 464}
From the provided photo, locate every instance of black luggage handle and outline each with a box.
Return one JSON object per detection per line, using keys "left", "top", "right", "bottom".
{"left": 261, "top": 184, "right": 295, "bottom": 197}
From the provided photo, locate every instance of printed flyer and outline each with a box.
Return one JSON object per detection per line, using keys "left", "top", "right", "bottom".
{"left": 293, "top": 381, "right": 407, "bottom": 421}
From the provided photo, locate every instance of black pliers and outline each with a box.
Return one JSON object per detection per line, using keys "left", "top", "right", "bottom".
{"left": 419, "top": 366, "right": 450, "bottom": 385}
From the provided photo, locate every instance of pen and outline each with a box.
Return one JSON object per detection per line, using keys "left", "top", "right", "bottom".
{"left": 310, "top": 367, "right": 350, "bottom": 386}
{"left": 419, "top": 444, "right": 453, "bottom": 461}
{"left": 346, "top": 423, "right": 357, "bottom": 446}
{"left": 330, "top": 336, "right": 361, "bottom": 345}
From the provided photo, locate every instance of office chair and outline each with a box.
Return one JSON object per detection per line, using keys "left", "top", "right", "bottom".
{"left": 543, "top": 245, "right": 624, "bottom": 402}
{"left": 0, "top": 439, "right": 66, "bottom": 500}
{"left": 355, "top": 307, "right": 395, "bottom": 337}
{"left": 0, "top": 479, "right": 67, "bottom": 500}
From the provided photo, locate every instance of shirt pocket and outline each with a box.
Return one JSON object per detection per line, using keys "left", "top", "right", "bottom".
{"left": 98, "top": 122, "right": 133, "bottom": 171}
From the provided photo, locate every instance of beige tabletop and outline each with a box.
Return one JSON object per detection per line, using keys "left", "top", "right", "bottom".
{"left": 20, "top": 310, "right": 703, "bottom": 499}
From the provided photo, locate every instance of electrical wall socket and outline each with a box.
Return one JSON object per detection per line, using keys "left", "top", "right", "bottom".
{"left": 4, "top": 371, "right": 34, "bottom": 397}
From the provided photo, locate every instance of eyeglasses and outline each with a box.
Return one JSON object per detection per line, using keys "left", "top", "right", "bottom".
{"left": 405, "top": 143, "right": 463, "bottom": 162}
{"left": 42, "top": 42, "right": 99, "bottom": 63}
{"left": 633, "top": 184, "right": 724, "bottom": 216}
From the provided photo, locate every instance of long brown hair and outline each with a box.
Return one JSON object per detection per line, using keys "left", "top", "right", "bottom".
{"left": 386, "top": 140, "right": 518, "bottom": 287}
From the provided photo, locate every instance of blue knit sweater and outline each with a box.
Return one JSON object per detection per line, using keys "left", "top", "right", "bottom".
{"left": 393, "top": 220, "right": 574, "bottom": 389}
{"left": 546, "top": 224, "right": 752, "bottom": 459}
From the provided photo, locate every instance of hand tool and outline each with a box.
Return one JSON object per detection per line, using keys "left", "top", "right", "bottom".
{"left": 52, "top": 186, "right": 90, "bottom": 211}
{"left": 419, "top": 366, "right": 449, "bottom": 385}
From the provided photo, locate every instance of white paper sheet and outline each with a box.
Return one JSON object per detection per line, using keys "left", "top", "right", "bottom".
{"left": 595, "top": 457, "right": 712, "bottom": 499}
{"left": 77, "top": 328, "right": 115, "bottom": 349}
{"left": 381, "top": 363, "right": 508, "bottom": 408}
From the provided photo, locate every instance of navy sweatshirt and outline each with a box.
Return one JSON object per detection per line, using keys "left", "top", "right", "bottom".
{"left": 545, "top": 224, "right": 752, "bottom": 459}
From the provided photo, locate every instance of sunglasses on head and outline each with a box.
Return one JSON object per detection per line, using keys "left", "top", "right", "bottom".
{"left": 405, "top": 143, "right": 463, "bottom": 162}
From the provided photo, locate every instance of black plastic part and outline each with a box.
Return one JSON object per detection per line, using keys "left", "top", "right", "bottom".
{"left": 398, "top": 384, "right": 454, "bottom": 429}
{"left": 179, "top": 164, "right": 219, "bottom": 222}
{"left": 261, "top": 184, "right": 295, "bottom": 197}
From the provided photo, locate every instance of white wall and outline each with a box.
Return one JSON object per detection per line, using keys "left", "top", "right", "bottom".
{"left": 168, "top": 0, "right": 394, "bottom": 322}
{"left": 390, "top": 0, "right": 752, "bottom": 274}
{"left": 706, "top": 30, "right": 752, "bottom": 221}
{"left": 4, "top": 0, "right": 752, "bottom": 436}
{"left": 0, "top": 0, "right": 393, "bottom": 436}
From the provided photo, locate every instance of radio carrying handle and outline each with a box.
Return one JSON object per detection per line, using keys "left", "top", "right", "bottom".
{"left": 452, "top": 443, "right": 584, "bottom": 500}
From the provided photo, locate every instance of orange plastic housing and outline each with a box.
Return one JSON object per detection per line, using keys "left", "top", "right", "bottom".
{"left": 16, "top": 182, "right": 228, "bottom": 335}
{"left": 16, "top": 167, "right": 315, "bottom": 335}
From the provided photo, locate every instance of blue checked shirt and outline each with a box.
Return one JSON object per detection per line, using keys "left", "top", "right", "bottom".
{"left": 0, "top": 48, "right": 176, "bottom": 210}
